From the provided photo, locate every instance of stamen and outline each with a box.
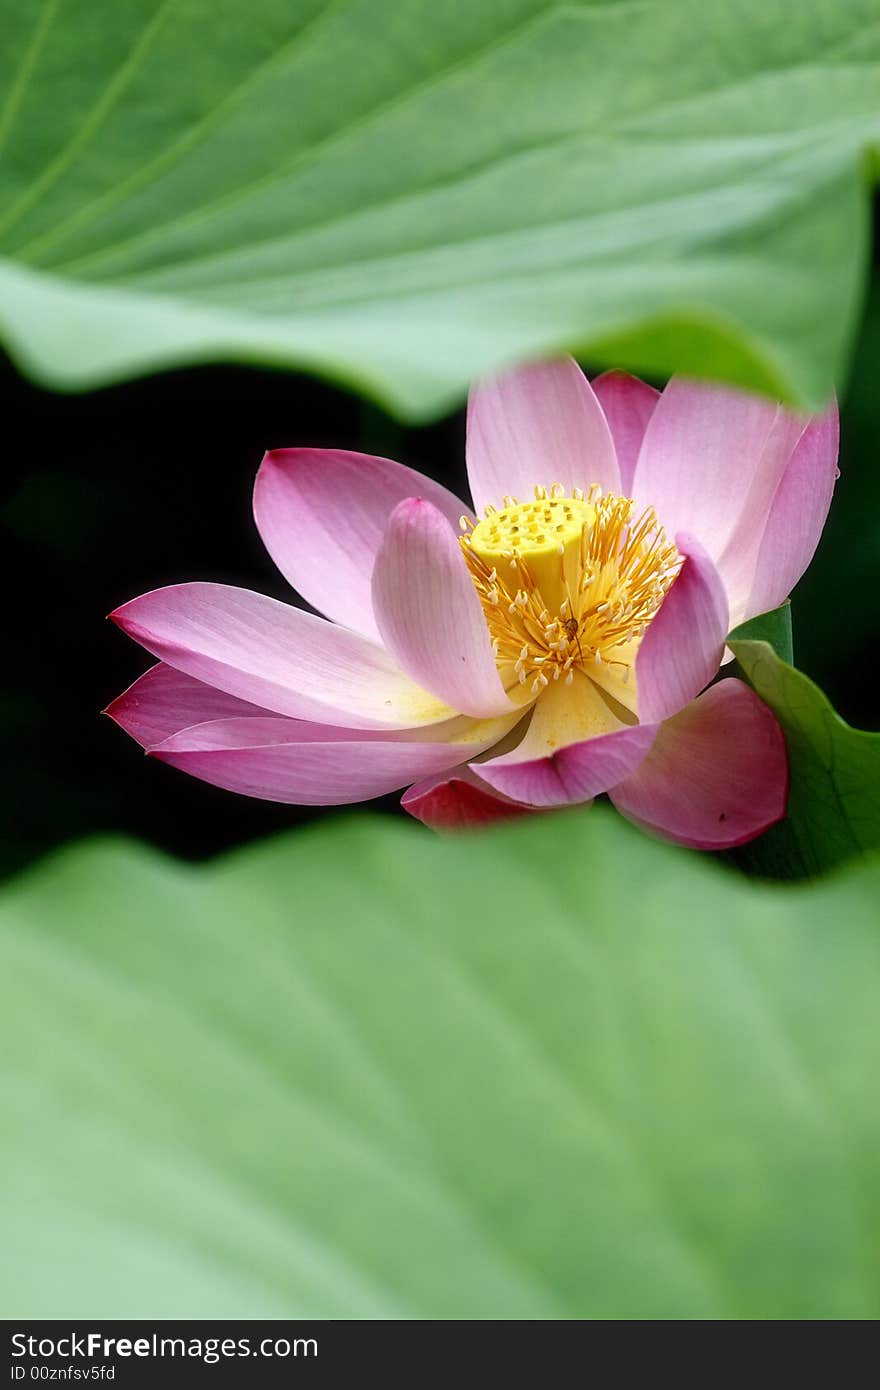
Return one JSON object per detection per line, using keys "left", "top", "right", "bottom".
{"left": 460, "top": 485, "right": 680, "bottom": 705}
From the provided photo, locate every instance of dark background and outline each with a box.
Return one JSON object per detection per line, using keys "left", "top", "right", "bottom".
{"left": 3, "top": 283, "right": 879, "bottom": 880}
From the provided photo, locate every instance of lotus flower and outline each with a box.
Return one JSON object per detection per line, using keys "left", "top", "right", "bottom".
{"left": 108, "top": 360, "right": 838, "bottom": 849}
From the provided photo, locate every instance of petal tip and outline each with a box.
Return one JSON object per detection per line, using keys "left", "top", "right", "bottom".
{"left": 108, "top": 599, "right": 141, "bottom": 634}
{"left": 402, "top": 771, "right": 533, "bottom": 830}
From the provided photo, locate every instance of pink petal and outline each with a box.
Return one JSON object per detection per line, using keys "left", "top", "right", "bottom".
{"left": 466, "top": 357, "right": 620, "bottom": 515}
{"left": 632, "top": 378, "right": 805, "bottom": 614}
{"left": 609, "top": 679, "right": 788, "bottom": 849}
{"left": 746, "top": 401, "right": 840, "bottom": 620}
{"left": 474, "top": 672, "right": 652, "bottom": 806}
{"left": 111, "top": 582, "right": 454, "bottom": 731}
{"left": 105, "top": 662, "right": 269, "bottom": 748}
{"left": 591, "top": 370, "right": 659, "bottom": 494}
{"left": 636, "top": 535, "right": 728, "bottom": 724}
{"left": 478, "top": 723, "right": 656, "bottom": 807}
{"left": 150, "top": 716, "right": 499, "bottom": 806}
{"left": 371, "top": 498, "right": 514, "bottom": 718}
{"left": 402, "top": 766, "right": 535, "bottom": 829}
{"left": 253, "top": 448, "right": 469, "bottom": 642}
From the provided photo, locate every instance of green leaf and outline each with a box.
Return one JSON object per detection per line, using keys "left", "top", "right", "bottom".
{"left": 0, "top": 0, "right": 877, "bottom": 415}
{"left": 729, "top": 602, "right": 793, "bottom": 663}
{"left": 2, "top": 811, "right": 879, "bottom": 1318}
{"left": 729, "top": 639, "right": 880, "bottom": 878}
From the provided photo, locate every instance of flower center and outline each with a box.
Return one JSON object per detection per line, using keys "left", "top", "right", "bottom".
{"left": 460, "top": 484, "right": 680, "bottom": 697}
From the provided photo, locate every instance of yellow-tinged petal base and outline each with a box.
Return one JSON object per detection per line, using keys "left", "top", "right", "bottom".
{"left": 498, "top": 672, "right": 629, "bottom": 765}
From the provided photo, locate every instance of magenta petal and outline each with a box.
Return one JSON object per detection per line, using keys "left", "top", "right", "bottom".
{"left": 475, "top": 720, "right": 656, "bottom": 807}
{"left": 371, "top": 498, "right": 513, "bottom": 718}
{"left": 402, "top": 766, "right": 535, "bottom": 829}
{"left": 110, "top": 582, "right": 453, "bottom": 730}
{"left": 591, "top": 370, "right": 659, "bottom": 494}
{"left": 609, "top": 679, "right": 788, "bottom": 849}
{"left": 636, "top": 535, "right": 728, "bottom": 724}
{"left": 150, "top": 716, "right": 494, "bottom": 806}
{"left": 632, "top": 377, "right": 804, "bottom": 614}
{"left": 105, "top": 662, "right": 269, "bottom": 748}
{"left": 253, "top": 448, "right": 469, "bottom": 642}
{"left": 466, "top": 357, "right": 620, "bottom": 514}
{"left": 746, "top": 401, "right": 840, "bottom": 619}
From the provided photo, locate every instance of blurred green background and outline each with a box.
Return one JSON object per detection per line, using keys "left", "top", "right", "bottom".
{"left": 3, "top": 809, "right": 879, "bottom": 1319}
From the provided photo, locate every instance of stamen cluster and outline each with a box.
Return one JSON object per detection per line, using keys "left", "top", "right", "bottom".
{"left": 460, "top": 484, "right": 680, "bottom": 696}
